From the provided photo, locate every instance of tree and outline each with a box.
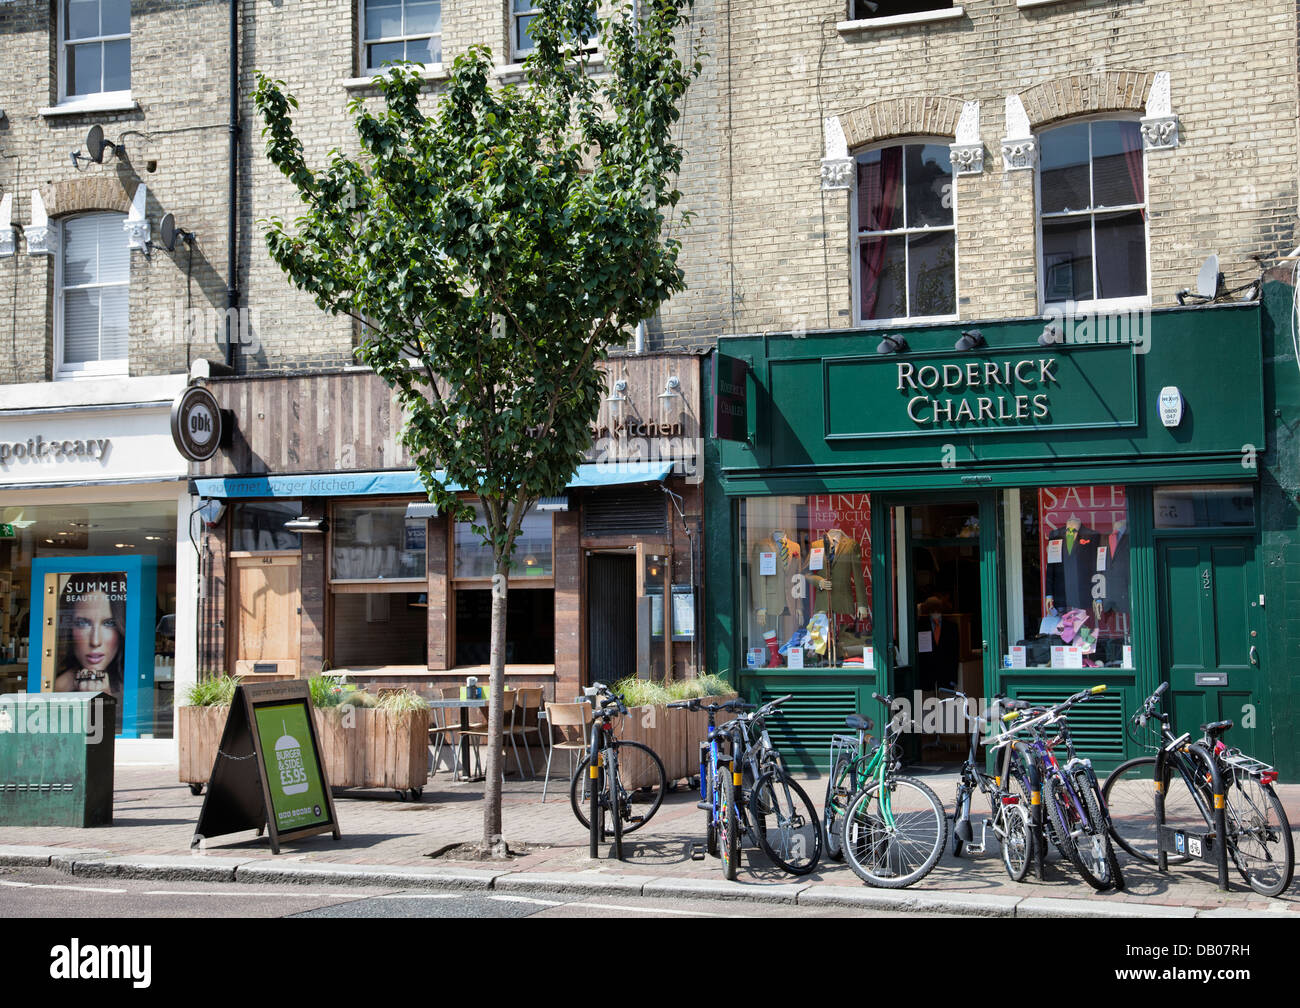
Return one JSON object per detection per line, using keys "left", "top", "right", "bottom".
{"left": 252, "top": 0, "right": 699, "bottom": 854}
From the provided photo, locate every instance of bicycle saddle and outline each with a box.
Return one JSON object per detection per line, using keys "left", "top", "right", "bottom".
{"left": 846, "top": 714, "right": 874, "bottom": 732}
{"left": 1201, "top": 719, "right": 1234, "bottom": 737}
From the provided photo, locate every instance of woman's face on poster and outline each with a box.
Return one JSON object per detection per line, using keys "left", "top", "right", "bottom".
{"left": 71, "top": 591, "right": 120, "bottom": 673}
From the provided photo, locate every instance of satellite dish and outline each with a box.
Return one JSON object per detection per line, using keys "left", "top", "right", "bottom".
{"left": 160, "top": 213, "right": 176, "bottom": 250}
{"left": 1196, "top": 254, "right": 1220, "bottom": 298}
{"left": 86, "top": 124, "right": 107, "bottom": 163}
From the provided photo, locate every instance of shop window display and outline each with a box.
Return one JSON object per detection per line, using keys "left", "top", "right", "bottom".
{"left": 1007, "top": 485, "right": 1134, "bottom": 670}
{"left": 740, "top": 495, "right": 873, "bottom": 670}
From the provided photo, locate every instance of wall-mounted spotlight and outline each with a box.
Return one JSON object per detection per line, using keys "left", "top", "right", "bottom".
{"left": 284, "top": 516, "right": 328, "bottom": 534}
{"left": 605, "top": 376, "right": 629, "bottom": 413}
{"left": 71, "top": 125, "right": 123, "bottom": 168}
{"left": 159, "top": 213, "right": 195, "bottom": 252}
{"left": 876, "top": 334, "right": 909, "bottom": 355}
{"left": 1038, "top": 322, "right": 1064, "bottom": 347}
{"left": 955, "top": 328, "right": 986, "bottom": 352}
{"left": 658, "top": 376, "right": 683, "bottom": 403}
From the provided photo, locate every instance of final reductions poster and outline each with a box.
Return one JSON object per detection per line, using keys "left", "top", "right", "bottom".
{"left": 806, "top": 494, "right": 873, "bottom": 620}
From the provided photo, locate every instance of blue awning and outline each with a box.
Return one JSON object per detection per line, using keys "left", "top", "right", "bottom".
{"left": 192, "top": 462, "right": 673, "bottom": 500}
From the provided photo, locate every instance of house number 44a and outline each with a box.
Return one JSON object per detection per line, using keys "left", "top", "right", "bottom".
{"left": 1202, "top": 569, "right": 1212, "bottom": 590}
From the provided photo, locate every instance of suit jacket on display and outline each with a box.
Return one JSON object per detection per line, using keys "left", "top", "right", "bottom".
{"left": 1101, "top": 530, "right": 1131, "bottom": 614}
{"left": 809, "top": 533, "right": 862, "bottom": 615}
{"left": 750, "top": 537, "right": 802, "bottom": 620}
{"left": 1045, "top": 526, "right": 1101, "bottom": 612}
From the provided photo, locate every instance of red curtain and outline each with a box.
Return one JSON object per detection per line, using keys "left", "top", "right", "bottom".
{"left": 860, "top": 147, "right": 902, "bottom": 320}
{"left": 1122, "top": 124, "right": 1146, "bottom": 220}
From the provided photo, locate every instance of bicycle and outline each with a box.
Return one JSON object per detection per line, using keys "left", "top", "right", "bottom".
{"left": 732, "top": 695, "right": 823, "bottom": 875}
{"left": 670, "top": 695, "right": 749, "bottom": 879}
{"left": 1003, "top": 686, "right": 1123, "bottom": 891}
{"left": 838, "top": 692, "right": 947, "bottom": 889}
{"left": 667, "top": 693, "right": 822, "bottom": 878}
{"left": 945, "top": 688, "right": 1038, "bottom": 882}
{"left": 1103, "top": 682, "right": 1293, "bottom": 897}
{"left": 568, "top": 682, "right": 667, "bottom": 861}
{"left": 822, "top": 712, "right": 875, "bottom": 862}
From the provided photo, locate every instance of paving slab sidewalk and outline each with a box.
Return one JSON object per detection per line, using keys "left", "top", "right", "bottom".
{"left": 0, "top": 765, "right": 1296, "bottom": 917}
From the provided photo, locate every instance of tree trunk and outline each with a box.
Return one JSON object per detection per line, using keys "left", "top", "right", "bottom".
{"left": 482, "top": 554, "right": 510, "bottom": 852}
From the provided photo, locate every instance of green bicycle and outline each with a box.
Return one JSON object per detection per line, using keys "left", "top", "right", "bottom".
{"left": 838, "top": 692, "right": 947, "bottom": 888}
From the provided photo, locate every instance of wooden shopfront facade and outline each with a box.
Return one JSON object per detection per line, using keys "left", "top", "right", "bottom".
{"left": 190, "top": 354, "right": 705, "bottom": 701}
{"left": 705, "top": 291, "right": 1300, "bottom": 775}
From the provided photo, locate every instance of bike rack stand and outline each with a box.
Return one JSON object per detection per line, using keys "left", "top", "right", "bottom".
{"left": 1154, "top": 741, "right": 1230, "bottom": 891}
{"left": 1015, "top": 741, "right": 1048, "bottom": 882}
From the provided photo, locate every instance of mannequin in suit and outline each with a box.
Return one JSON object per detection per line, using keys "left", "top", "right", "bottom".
{"left": 808, "top": 529, "right": 868, "bottom": 619}
{"left": 1100, "top": 520, "right": 1131, "bottom": 615}
{"left": 1045, "top": 517, "right": 1101, "bottom": 614}
{"left": 751, "top": 530, "right": 802, "bottom": 638}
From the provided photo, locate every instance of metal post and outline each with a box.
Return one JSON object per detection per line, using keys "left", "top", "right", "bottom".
{"left": 1190, "top": 742, "right": 1231, "bottom": 891}
{"left": 1154, "top": 746, "right": 1168, "bottom": 873}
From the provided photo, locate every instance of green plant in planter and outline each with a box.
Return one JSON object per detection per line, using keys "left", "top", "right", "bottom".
{"left": 375, "top": 691, "right": 430, "bottom": 712}
{"left": 309, "top": 674, "right": 357, "bottom": 709}
{"left": 184, "top": 675, "right": 238, "bottom": 707}
{"left": 612, "top": 674, "right": 734, "bottom": 706}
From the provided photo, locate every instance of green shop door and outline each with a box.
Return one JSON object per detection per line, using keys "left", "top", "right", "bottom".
{"left": 1155, "top": 535, "right": 1267, "bottom": 763}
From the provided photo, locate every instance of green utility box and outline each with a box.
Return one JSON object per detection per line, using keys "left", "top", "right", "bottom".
{"left": 0, "top": 692, "right": 116, "bottom": 827}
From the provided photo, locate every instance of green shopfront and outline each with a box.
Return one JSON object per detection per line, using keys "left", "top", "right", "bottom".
{"left": 706, "top": 296, "right": 1298, "bottom": 774}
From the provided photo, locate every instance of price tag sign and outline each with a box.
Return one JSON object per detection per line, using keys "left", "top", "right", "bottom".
{"left": 808, "top": 547, "right": 824, "bottom": 571}
{"left": 759, "top": 551, "right": 776, "bottom": 576}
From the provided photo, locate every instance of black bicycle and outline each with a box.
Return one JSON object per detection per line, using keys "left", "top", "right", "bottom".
{"left": 946, "top": 688, "right": 1037, "bottom": 882}
{"left": 569, "top": 682, "right": 667, "bottom": 860}
{"left": 1103, "top": 683, "right": 1293, "bottom": 897}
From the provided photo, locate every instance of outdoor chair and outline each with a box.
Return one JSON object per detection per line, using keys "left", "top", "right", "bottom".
{"left": 541, "top": 702, "right": 593, "bottom": 803}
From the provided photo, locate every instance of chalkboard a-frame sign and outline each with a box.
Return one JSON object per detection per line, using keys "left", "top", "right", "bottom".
{"left": 193, "top": 680, "right": 340, "bottom": 854}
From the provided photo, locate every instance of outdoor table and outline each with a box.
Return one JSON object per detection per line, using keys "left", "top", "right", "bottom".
{"left": 428, "top": 698, "right": 488, "bottom": 782}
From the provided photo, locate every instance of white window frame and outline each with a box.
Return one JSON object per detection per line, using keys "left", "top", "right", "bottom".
{"left": 54, "top": 213, "right": 129, "bottom": 380}
{"left": 358, "top": 0, "right": 443, "bottom": 76}
{"left": 1035, "top": 114, "right": 1151, "bottom": 315}
{"left": 57, "top": 0, "right": 131, "bottom": 107}
{"left": 509, "top": 0, "right": 601, "bottom": 64}
{"left": 850, "top": 138, "right": 960, "bottom": 328}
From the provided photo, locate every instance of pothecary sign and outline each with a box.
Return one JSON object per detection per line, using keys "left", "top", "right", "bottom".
{"left": 170, "top": 385, "right": 224, "bottom": 462}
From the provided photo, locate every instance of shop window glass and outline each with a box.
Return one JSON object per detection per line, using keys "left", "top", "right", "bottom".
{"left": 0, "top": 500, "right": 177, "bottom": 739}
{"left": 331, "top": 592, "right": 429, "bottom": 666}
{"left": 453, "top": 503, "right": 553, "bottom": 579}
{"left": 1002, "top": 485, "right": 1134, "bottom": 670}
{"left": 1154, "top": 484, "right": 1255, "bottom": 529}
{"left": 230, "top": 500, "right": 302, "bottom": 552}
{"left": 738, "top": 494, "right": 874, "bottom": 671}
{"left": 331, "top": 503, "right": 426, "bottom": 580}
{"left": 850, "top": 1, "right": 955, "bottom": 16}
{"left": 454, "top": 588, "right": 555, "bottom": 666}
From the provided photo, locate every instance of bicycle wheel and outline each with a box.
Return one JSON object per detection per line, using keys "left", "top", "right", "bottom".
{"left": 952, "top": 781, "right": 972, "bottom": 858}
{"left": 569, "top": 741, "right": 667, "bottom": 835}
{"left": 1040, "top": 772, "right": 1093, "bottom": 883}
{"left": 1102, "top": 756, "right": 1204, "bottom": 865}
{"left": 720, "top": 766, "right": 740, "bottom": 881}
{"left": 751, "top": 770, "right": 823, "bottom": 875}
{"left": 999, "top": 801, "right": 1036, "bottom": 882}
{"left": 840, "top": 775, "right": 946, "bottom": 889}
{"left": 823, "top": 752, "right": 854, "bottom": 862}
{"left": 1225, "top": 774, "right": 1294, "bottom": 898}
{"left": 1073, "top": 768, "right": 1123, "bottom": 891}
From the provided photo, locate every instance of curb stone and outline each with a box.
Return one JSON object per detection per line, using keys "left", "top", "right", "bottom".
{"left": 1016, "top": 896, "right": 1198, "bottom": 919}
{"left": 62, "top": 854, "right": 252, "bottom": 882}
{"left": 493, "top": 871, "right": 658, "bottom": 897}
{"left": 235, "top": 861, "right": 505, "bottom": 890}
{"left": 641, "top": 876, "right": 809, "bottom": 903}
{"left": 798, "top": 886, "right": 1020, "bottom": 917}
{"left": 0, "top": 846, "right": 109, "bottom": 868}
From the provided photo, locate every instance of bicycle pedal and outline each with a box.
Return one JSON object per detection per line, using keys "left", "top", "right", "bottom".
{"left": 629, "top": 815, "right": 644, "bottom": 824}
{"left": 695, "top": 801, "right": 711, "bottom": 812}
{"left": 690, "top": 842, "right": 706, "bottom": 861}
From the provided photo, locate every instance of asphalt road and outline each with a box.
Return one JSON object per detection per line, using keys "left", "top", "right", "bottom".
{"left": 0, "top": 867, "right": 931, "bottom": 918}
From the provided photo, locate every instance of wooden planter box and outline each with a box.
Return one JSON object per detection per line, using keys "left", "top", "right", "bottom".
{"left": 179, "top": 705, "right": 430, "bottom": 797}
{"left": 616, "top": 694, "right": 737, "bottom": 788}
